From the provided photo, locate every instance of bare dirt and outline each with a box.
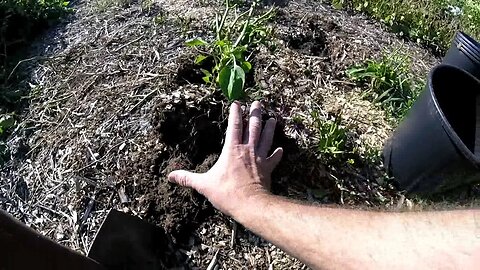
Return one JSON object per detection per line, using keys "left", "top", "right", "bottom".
{"left": 1, "top": 0, "right": 479, "bottom": 269}
{"left": 138, "top": 99, "right": 226, "bottom": 237}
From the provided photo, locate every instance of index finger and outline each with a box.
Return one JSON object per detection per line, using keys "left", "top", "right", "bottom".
{"left": 225, "top": 102, "right": 243, "bottom": 146}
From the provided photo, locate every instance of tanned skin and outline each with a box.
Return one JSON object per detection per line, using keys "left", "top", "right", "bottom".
{"left": 169, "top": 101, "right": 480, "bottom": 270}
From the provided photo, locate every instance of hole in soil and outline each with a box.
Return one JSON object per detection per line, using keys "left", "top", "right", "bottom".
{"left": 278, "top": 13, "right": 331, "bottom": 57}
{"left": 155, "top": 100, "right": 225, "bottom": 165}
{"left": 286, "top": 31, "right": 329, "bottom": 57}
{"left": 270, "top": 121, "right": 333, "bottom": 199}
{"left": 138, "top": 99, "right": 385, "bottom": 253}
{"left": 137, "top": 99, "right": 227, "bottom": 248}
{"left": 175, "top": 57, "right": 214, "bottom": 85}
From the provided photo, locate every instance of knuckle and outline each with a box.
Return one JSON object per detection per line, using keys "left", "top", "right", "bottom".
{"left": 233, "top": 118, "right": 242, "bottom": 128}
{"left": 178, "top": 175, "right": 189, "bottom": 186}
{"left": 250, "top": 119, "right": 261, "bottom": 129}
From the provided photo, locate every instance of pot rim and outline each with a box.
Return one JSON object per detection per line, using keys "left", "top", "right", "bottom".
{"left": 428, "top": 64, "right": 480, "bottom": 165}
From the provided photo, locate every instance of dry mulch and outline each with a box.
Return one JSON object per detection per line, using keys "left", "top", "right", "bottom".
{"left": 1, "top": 0, "right": 478, "bottom": 269}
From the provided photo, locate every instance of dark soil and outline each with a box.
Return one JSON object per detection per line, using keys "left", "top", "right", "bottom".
{"left": 284, "top": 25, "right": 329, "bottom": 57}
{"left": 176, "top": 55, "right": 215, "bottom": 85}
{"left": 135, "top": 99, "right": 227, "bottom": 244}
{"left": 277, "top": 10, "right": 331, "bottom": 57}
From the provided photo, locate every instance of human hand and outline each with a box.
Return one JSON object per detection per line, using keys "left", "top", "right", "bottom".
{"left": 168, "top": 101, "right": 283, "bottom": 217}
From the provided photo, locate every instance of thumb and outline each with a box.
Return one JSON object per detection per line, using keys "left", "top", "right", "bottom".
{"left": 168, "top": 170, "right": 203, "bottom": 190}
{"left": 266, "top": 147, "right": 283, "bottom": 171}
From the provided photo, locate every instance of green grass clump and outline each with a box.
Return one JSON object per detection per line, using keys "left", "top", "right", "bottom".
{"left": 347, "top": 51, "right": 422, "bottom": 120}
{"left": 186, "top": 0, "right": 275, "bottom": 101}
{"left": 331, "top": 0, "right": 480, "bottom": 53}
{"left": 311, "top": 111, "right": 348, "bottom": 158}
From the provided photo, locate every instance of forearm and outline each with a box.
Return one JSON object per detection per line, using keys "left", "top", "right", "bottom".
{"left": 168, "top": 101, "right": 480, "bottom": 269}
{"left": 234, "top": 195, "right": 480, "bottom": 270}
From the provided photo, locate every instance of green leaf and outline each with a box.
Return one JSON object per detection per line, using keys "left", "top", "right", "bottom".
{"left": 241, "top": 61, "right": 252, "bottom": 72}
{"left": 195, "top": 55, "right": 208, "bottom": 64}
{"left": 215, "top": 40, "right": 228, "bottom": 47}
{"left": 218, "top": 64, "right": 245, "bottom": 100}
{"left": 229, "top": 65, "right": 246, "bottom": 99}
{"left": 0, "top": 115, "right": 15, "bottom": 135}
{"left": 232, "top": 46, "right": 247, "bottom": 59}
{"left": 346, "top": 67, "right": 367, "bottom": 76}
{"left": 201, "top": 69, "right": 212, "bottom": 83}
{"left": 185, "top": 38, "right": 208, "bottom": 47}
{"left": 218, "top": 66, "right": 231, "bottom": 97}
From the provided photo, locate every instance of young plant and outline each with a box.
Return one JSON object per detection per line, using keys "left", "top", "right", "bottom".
{"left": 185, "top": 0, "right": 274, "bottom": 100}
{"left": 347, "top": 51, "right": 421, "bottom": 120}
{"left": 311, "top": 111, "right": 347, "bottom": 158}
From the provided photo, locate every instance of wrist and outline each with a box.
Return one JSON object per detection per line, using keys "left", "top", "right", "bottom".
{"left": 231, "top": 191, "right": 276, "bottom": 225}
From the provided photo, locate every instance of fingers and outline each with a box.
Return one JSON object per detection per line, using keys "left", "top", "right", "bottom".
{"left": 258, "top": 118, "right": 276, "bottom": 158}
{"left": 168, "top": 170, "right": 202, "bottom": 190}
{"left": 243, "top": 101, "right": 262, "bottom": 146}
{"left": 266, "top": 147, "right": 283, "bottom": 171}
{"left": 225, "top": 102, "right": 243, "bottom": 147}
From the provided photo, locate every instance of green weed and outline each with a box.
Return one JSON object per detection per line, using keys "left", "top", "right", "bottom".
{"left": 185, "top": 0, "right": 275, "bottom": 100}
{"left": 311, "top": 111, "right": 348, "bottom": 158}
{"left": 0, "top": 0, "right": 70, "bottom": 21}
{"left": 358, "top": 145, "right": 382, "bottom": 165}
{"left": 331, "top": 0, "right": 480, "bottom": 53}
{"left": 347, "top": 51, "right": 421, "bottom": 120}
{"left": 462, "top": 0, "right": 480, "bottom": 36}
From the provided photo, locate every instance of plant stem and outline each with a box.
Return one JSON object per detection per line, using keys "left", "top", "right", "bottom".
{"left": 226, "top": 9, "right": 251, "bottom": 40}
{"left": 217, "top": 0, "right": 230, "bottom": 40}
{"left": 251, "top": 6, "right": 275, "bottom": 25}
{"left": 233, "top": 4, "right": 255, "bottom": 48}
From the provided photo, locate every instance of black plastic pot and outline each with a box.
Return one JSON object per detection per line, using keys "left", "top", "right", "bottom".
{"left": 383, "top": 65, "right": 480, "bottom": 194}
{"left": 443, "top": 32, "right": 480, "bottom": 81}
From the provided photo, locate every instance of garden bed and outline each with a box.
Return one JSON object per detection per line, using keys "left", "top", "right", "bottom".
{"left": 1, "top": 0, "right": 479, "bottom": 269}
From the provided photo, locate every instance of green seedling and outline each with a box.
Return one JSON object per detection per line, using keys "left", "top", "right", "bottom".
{"left": 185, "top": 0, "right": 274, "bottom": 100}
{"left": 311, "top": 111, "right": 347, "bottom": 158}
{"left": 347, "top": 51, "right": 421, "bottom": 120}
